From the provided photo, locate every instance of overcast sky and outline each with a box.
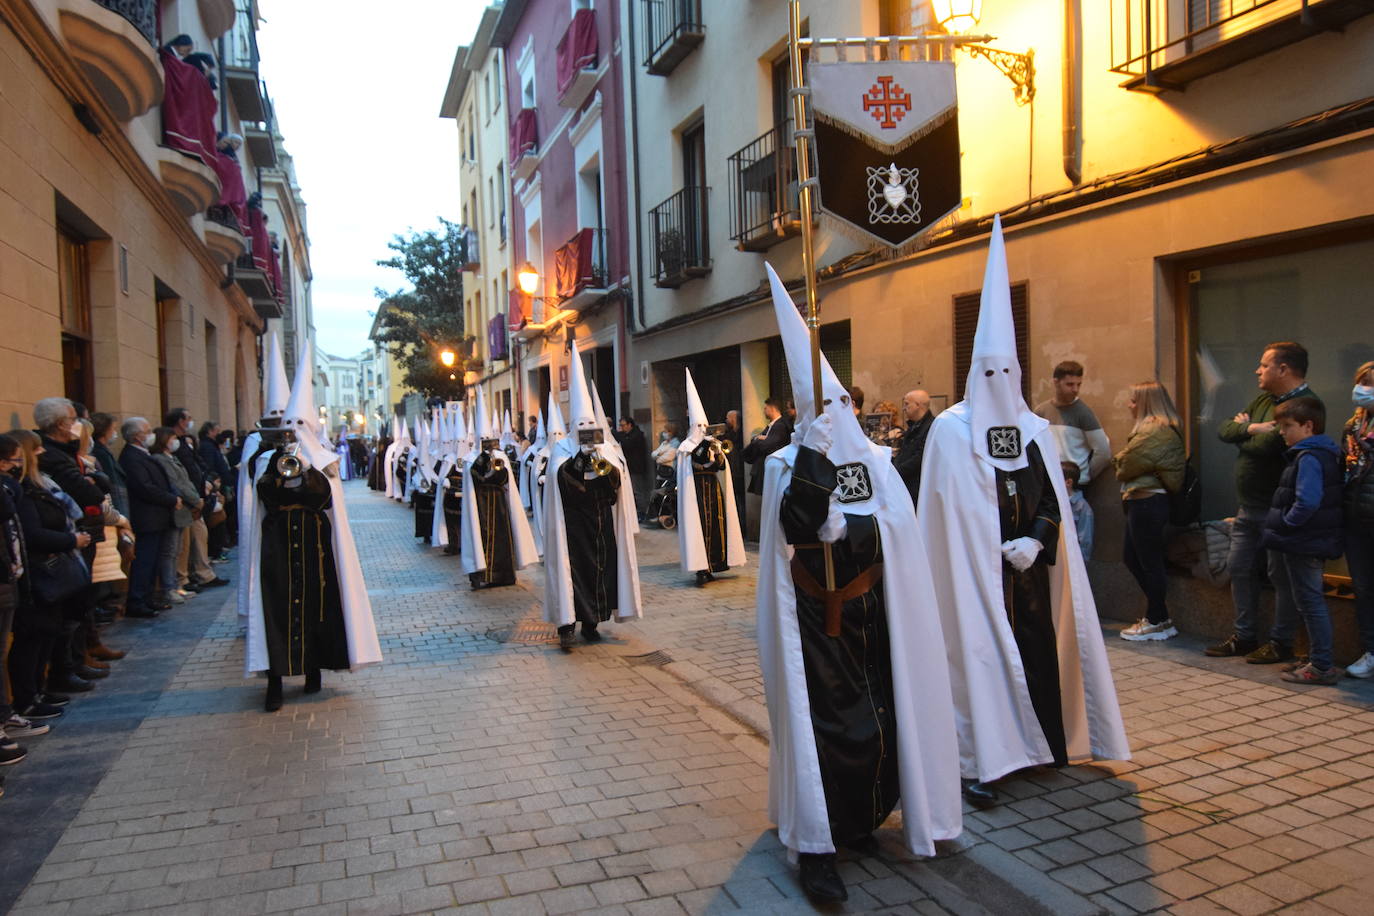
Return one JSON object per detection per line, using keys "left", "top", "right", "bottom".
{"left": 256, "top": 1, "right": 486, "bottom": 360}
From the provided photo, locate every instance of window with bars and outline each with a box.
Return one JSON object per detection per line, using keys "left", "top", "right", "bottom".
{"left": 952, "top": 283, "right": 1030, "bottom": 401}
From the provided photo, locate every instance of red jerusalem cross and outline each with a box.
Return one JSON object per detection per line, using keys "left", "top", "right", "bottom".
{"left": 862, "top": 76, "right": 912, "bottom": 129}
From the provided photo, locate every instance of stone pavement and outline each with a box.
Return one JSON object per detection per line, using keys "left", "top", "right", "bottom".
{"left": 5, "top": 480, "right": 1374, "bottom": 915}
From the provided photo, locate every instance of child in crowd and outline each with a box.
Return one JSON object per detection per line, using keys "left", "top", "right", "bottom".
{"left": 1262, "top": 397, "right": 1345, "bottom": 685}
{"left": 1062, "top": 460, "right": 1093, "bottom": 562}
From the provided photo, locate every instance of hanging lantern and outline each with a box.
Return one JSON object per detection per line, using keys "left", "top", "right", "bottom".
{"left": 931, "top": 0, "right": 982, "bottom": 33}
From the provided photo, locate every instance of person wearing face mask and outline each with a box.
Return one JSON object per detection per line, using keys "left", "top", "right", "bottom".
{"left": 1342, "top": 363, "right": 1374, "bottom": 679}
{"left": 117, "top": 417, "right": 181, "bottom": 618}
{"left": 151, "top": 428, "right": 203, "bottom": 604}
{"left": 90, "top": 413, "right": 128, "bottom": 518}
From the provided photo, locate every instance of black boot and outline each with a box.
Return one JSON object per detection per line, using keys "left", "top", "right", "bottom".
{"left": 798, "top": 853, "right": 847, "bottom": 903}
{"left": 558, "top": 625, "right": 576, "bottom": 651}
{"left": 962, "top": 779, "right": 999, "bottom": 808}
{"left": 695, "top": 571, "right": 709, "bottom": 588}
{"left": 582, "top": 624, "right": 602, "bottom": 643}
{"left": 303, "top": 669, "right": 322, "bottom": 694}
{"left": 264, "top": 674, "right": 283, "bottom": 712}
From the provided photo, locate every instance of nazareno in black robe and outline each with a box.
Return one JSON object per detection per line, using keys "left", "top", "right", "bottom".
{"left": 412, "top": 474, "right": 435, "bottom": 542}
{"left": 557, "top": 453, "right": 620, "bottom": 625}
{"left": 781, "top": 445, "right": 900, "bottom": 845}
{"left": 442, "top": 463, "right": 463, "bottom": 555}
{"left": 690, "top": 441, "right": 729, "bottom": 573}
{"left": 995, "top": 440, "right": 1067, "bottom": 767}
{"left": 470, "top": 452, "right": 515, "bottom": 588}
{"left": 257, "top": 458, "right": 349, "bottom": 676}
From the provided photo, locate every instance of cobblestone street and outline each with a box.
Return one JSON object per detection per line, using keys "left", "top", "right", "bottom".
{"left": 6, "top": 481, "right": 1374, "bottom": 915}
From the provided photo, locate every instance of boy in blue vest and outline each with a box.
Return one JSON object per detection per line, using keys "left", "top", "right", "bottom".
{"left": 1263, "top": 397, "right": 1345, "bottom": 685}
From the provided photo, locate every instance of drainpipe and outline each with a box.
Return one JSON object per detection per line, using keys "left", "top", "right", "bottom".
{"left": 626, "top": 0, "right": 646, "bottom": 330}
{"left": 1062, "top": 0, "right": 1082, "bottom": 185}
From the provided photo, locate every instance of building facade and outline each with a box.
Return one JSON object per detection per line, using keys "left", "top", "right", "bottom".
{"left": 0, "top": 0, "right": 308, "bottom": 433}
{"left": 492, "top": 0, "right": 634, "bottom": 431}
{"left": 317, "top": 347, "right": 364, "bottom": 435}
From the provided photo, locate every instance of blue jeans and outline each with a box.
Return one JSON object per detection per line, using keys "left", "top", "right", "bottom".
{"left": 1123, "top": 494, "right": 1171, "bottom": 624}
{"left": 1228, "top": 505, "right": 1297, "bottom": 644}
{"left": 127, "top": 527, "right": 164, "bottom": 609}
{"left": 1277, "top": 552, "right": 1332, "bottom": 670}
{"left": 1346, "top": 523, "right": 1374, "bottom": 655}
{"left": 155, "top": 525, "right": 184, "bottom": 596}
{"left": 1069, "top": 489, "right": 1094, "bottom": 562}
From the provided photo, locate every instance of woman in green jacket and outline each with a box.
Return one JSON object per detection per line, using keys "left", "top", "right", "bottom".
{"left": 1114, "top": 381, "right": 1187, "bottom": 641}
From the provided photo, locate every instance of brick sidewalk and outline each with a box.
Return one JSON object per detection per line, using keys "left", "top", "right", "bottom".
{"left": 9, "top": 482, "right": 1374, "bottom": 915}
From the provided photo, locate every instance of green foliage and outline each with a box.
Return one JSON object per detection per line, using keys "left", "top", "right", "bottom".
{"left": 372, "top": 219, "right": 471, "bottom": 398}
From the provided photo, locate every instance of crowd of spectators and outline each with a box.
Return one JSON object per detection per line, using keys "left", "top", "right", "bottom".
{"left": 0, "top": 398, "right": 237, "bottom": 797}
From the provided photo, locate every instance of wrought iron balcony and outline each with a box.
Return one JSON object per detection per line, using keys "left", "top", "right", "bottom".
{"left": 642, "top": 0, "right": 704, "bottom": 76}
{"left": 554, "top": 228, "right": 609, "bottom": 310}
{"left": 224, "top": 1, "right": 268, "bottom": 120}
{"left": 243, "top": 91, "right": 276, "bottom": 167}
{"left": 649, "top": 187, "right": 711, "bottom": 289}
{"left": 57, "top": 0, "right": 161, "bottom": 121}
{"left": 728, "top": 120, "right": 814, "bottom": 252}
{"left": 461, "top": 226, "right": 480, "bottom": 272}
{"left": 1110, "top": 0, "right": 1372, "bottom": 92}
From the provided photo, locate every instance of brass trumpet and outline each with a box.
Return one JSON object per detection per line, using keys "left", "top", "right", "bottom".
{"left": 590, "top": 454, "right": 614, "bottom": 477}
{"left": 275, "top": 444, "right": 303, "bottom": 479}
{"left": 717, "top": 437, "right": 733, "bottom": 455}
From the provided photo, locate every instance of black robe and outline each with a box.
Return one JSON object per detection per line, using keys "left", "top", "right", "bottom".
{"left": 413, "top": 478, "right": 435, "bottom": 541}
{"left": 995, "top": 441, "right": 1067, "bottom": 768}
{"left": 557, "top": 454, "right": 620, "bottom": 625}
{"left": 442, "top": 463, "right": 463, "bottom": 555}
{"left": 470, "top": 453, "right": 515, "bottom": 588}
{"left": 257, "top": 460, "right": 349, "bottom": 676}
{"left": 690, "top": 441, "right": 729, "bottom": 573}
{"left": 781, "top": 445, "right": 900, "bottom": 845}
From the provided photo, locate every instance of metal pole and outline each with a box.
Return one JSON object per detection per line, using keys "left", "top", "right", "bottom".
{"left": 787, "top": 0, "right": 822, "bottom": 417}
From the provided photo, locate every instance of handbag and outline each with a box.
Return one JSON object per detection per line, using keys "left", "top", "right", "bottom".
{"left": 1168, "top": 429, "right": 1202, "bottom": 527}
{"left": 31, "top": 549, "right": 91, "bottom": 605}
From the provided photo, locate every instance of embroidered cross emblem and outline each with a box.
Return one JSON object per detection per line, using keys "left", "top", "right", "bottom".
{"left": 862, "top": 77, "right": 912, "bottom": 129}
{"left": 834, "top": 463, "right": 873, "bottom": 504}
{"left": 987, "top": 427, "right": 1022, "bottom": 460}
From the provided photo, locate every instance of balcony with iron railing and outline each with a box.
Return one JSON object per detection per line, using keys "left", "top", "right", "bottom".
{"left": 461, "top": 226, "right": 480, "bottom": 272}
{"left": 649, "top": 188, "right": 710, "bottom": 288}
{"left": 243, "top": 90, "right": 277, "bottom": 167}
{"left": 728, "top": 120, "right": 816, "bottom": 252}
{"left": 224, "top": 1, "right": 268, "bottom": 120}
{"left": 557, "top": 7, "right": 599, "bottom": 109}
{"left": 56, "top": 0, "right": 161, "bottom": 121}
{"left": 1110, "top": 0, "right": 1372, "bottom": 92}
{"left": 554, "top": 228, "right": 609, "bottom": 310}
{"left": 642, "top": 0, "right": 705, "bottom": 76}
{"left": 510, "top": 108, "right": 540, "bottom": 182}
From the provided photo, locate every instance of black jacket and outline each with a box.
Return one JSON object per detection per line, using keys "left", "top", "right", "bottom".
{"left": 1344, "top": 418, "right": 1374, "bottom": 527}
{"left": 16, "top": 479, "right": 79, "bottom": 561}
{"left": 0, "top": 476, "right": 29, "bottom": 595}
{"left": 198, "top": 435, "right": 231, "bottom": 482}
{"left": 119, "top": 445, "right": 178, "bottom": 533}
{"left": 892, "top": 413, "right": 935, "bottom": 510}
{"left": 615, "top": 424, "right": 649, "bottom": 474}
{"left": 37, "top": 434, "right": 103, "bottom": 508}
{"left": 742, "top": 417, "right": 792, "bottom": 496}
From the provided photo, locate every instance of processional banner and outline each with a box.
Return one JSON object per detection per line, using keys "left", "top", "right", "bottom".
{"left": 809, "top": 60, "right": 961, "bottom": 251}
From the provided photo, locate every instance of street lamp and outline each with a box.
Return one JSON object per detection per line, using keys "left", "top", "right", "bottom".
{"left": 516, "top": 261, "right": 540, "bottom": 296}
{"left": 931, "top": 0, "right": 982, "bottom": 33}
{"left": 440, "top": 347, "right": 456, "bottom": 368}
{"left": 933, "top": 1, "right": 1034, "bottom": 106}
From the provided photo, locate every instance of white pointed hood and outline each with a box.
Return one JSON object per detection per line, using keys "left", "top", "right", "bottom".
{"left": 280, "top": 339, "right": 336, "bottom": 471}
{"left": 501, "top": 409, "right": 516, "bottom": 450}
{"left": 262, "top": 331, "right": 290, "bottom": 419}
{"left": 567, "top": 341, "right": 599, "bottom": 434}
{"left": 683, "top": 368, "right": 710, "bottom": 449}
{"left": 764, "top": 262, "right": 879, "bottom": 513}
{"left": 546, "top": 392, "right": 566, "bottom": 443}
{"left": 531, "top": 410, "right": 547, "bottom": 452}
{"left": 964, "top": 215, "right": 1045, "bottom": 472}
{"left": 473, "top": 386, "right": 493, "bottom": 441}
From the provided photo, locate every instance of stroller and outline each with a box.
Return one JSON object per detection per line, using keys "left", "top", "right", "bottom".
{"left": 645, "top": 463, "right": 677, "bottom": 529}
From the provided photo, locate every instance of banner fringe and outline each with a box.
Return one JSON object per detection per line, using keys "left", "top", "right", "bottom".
{"left": 815, "top": 203, "right": 964, "bottom": 257}
{"left": 813, "top": 104, "right": 956, "bottom": 157}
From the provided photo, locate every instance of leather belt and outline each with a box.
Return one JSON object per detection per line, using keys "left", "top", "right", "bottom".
{"left": 790, "top": 555, "right": 883, "bottom": 638}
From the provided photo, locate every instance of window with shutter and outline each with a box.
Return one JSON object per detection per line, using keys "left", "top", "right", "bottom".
{"left": 952, "top": 283, "right": 1030, "bottom": 401}
{"left": 767, "top": 320, "right": 853, "bottom": 406}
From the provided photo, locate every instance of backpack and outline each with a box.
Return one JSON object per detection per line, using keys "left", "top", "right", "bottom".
{"left": 1168, "top": 429, "right": 1201, "bottom": 526}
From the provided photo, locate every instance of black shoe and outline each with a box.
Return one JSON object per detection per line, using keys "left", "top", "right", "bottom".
{"left": 76, "top": 665, "right": 109, "bottom": 681}
{"left": 182, "top": 582, "right": 202, "bottom": 593}
{"left": 51, "top": 675, "right": 93, "bottom": 693}
{"left": 798, "top": 853, "right": 847, "bottom": 903}
{"left": 93, "top": 608, "right": 118, "bottom": 626}
{"left": 198, "top": 577, "right": 229, "bottom": 589}
{"left": 1246, "top": 641, "right": 1295, "bottom": 665}
{"left": 962, "top": 779, "right": 999, "bottom": 808}
{"left": 695, "top": 571, "right": 709, "bottom": 588}
{"left": 559, "top": 628, "right": 576, "bottom": 651}
{"left": 125, "top": 606, "right": 160, "bottom": 619}
{"left": 303, "top": 670, "right": 322, "bottom": 694}
{"left": 264, "top": 676, "right": 283, "bottom": 712}
{"left": 1205, "top": 634, "right": 1258, "bottom": 657}
{"left": 582, "top": 626, "right": 602, "bottom": 643}
{"left": 19, "top": 703, "right": 65, "bottom": 720}
{"left": 0, "top": 740, "right": 23, "bottom": 766}
{"left": 37, "top": 693, "right": 70, "bottom": 707}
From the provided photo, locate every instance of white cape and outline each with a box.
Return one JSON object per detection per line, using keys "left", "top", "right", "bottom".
{"left": 917, "top": 403, "right": 1130, "bottom": 781}
{"left": 244, "top": 451, "right": 382, "bottom": 675}
{"left": 542, "top": 439, "right": 642, "bottom": 626}
{"left": 460, "top": 448, "right": 537, "bottom": 575}
{"left": 675, "top": 442, "right": 745, "bottom": 574}
{"left": 757, "top": 442, "right": 962, "bottom": 857}
{"left": 430, "top": 450, "right": 463, "bottom": 548}
{"left": 235, "top": 430, "right": 264, "bottom": 623}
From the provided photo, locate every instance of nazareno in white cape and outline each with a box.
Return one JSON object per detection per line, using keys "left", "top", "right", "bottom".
{"left": 235, "top": 430, "right": 263, "bottom": 623}
{"left": 460, "top": 446, "right": 537, "bottom": 575}
{"left": 916, "top": 402, "right": 1131, "bottom": 782}
{"left": 430, "top": 446, "right": 465, "bottom": 549}
{"left": 756, "top": 439, "right": 962, "bottom": 858}
{"left": 244, "top": 447, "right": 382, "bottom": 676}
{"left": 675, "top": 443, "right": 745, "bottom": 575}
{"left": 541, "top": 436, "right": 642, "bottom": 626}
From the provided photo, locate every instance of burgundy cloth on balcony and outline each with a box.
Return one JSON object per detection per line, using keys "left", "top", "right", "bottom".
{"left": 247, "top": 206, "right": 271, "bottom": 274}
{"left": 556, "top": 8, "right": 599, "bottom": 97}
{"left": 510, "top": 108, "right": 538, "bottom": 163}
{"left": 488, "top": 313, "right": 508, "bottom": 360}
{"left": 211, "top": 152, "right": 249, "bottom": 230}
{"left": 160, "top": 48, "right": 218, "bottom": 169}
{"left": 508, "top": 289, "right": 530, "bottom": 328}
{"left": 554, "top": 228, "right": 598, "bottom": 300}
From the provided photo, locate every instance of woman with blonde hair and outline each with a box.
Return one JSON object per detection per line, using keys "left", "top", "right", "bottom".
{"left": 1343, "top": 361, "right": 1374, "bottom": 678}
{"left": 1113, "top": 381, "right": 1187, "bottom": 641}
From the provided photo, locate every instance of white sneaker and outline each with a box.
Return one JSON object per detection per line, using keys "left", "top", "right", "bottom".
{"left": 5, "top": 714, "right": 50, "bottom": 738}
{"left": 174, "top": 589, "right": 197, "bottom": 601}
{"left": 1121, "top": 618, "right": 1178, "bottom": 641}
{"left": 1347, "top": 652, "right": 1374, "bottom": 679}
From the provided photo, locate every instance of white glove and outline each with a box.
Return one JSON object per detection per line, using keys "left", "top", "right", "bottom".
{"left": 802, "top": 413, "right": 834, "bottom": 456}
{"left": 1001, "top": 537, "right": 1042, "bottom": 572}
{"left": 818, "top": 501, "right": 847, "bottom": 544}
